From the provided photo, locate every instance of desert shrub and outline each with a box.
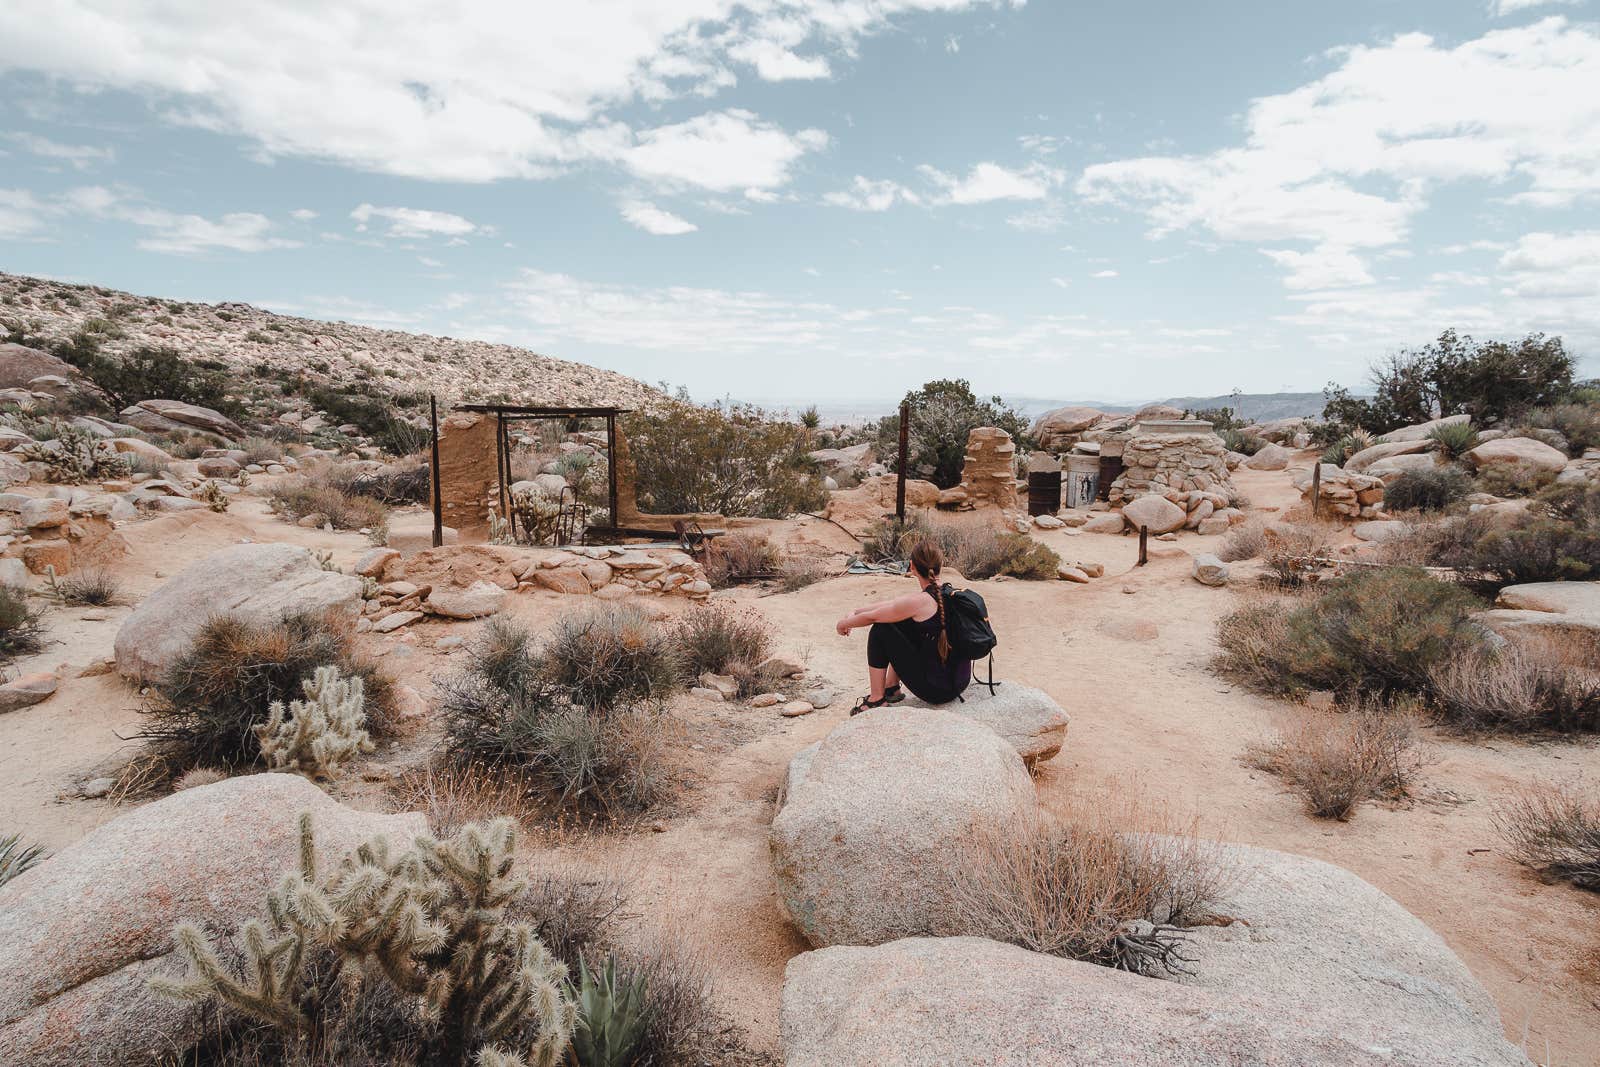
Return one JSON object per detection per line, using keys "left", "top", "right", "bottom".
{"left": 860, "top": 512, "right": 934, "bottom": 564}
{"left": 151, "top": 814, "right": 578, "bottom": 1067}
{"left": 1475, "top": 460, "right": 1556, "bottom": 499}
{"left": 1522, "top": 402, "right": 1600, "bottom": 456}
{"left": 439, "top": 622, "right": 676, "bottom": 817}
{"left": 238, "top": 435, "right": 284, "bottom": 465}
{"left": 875, "top": 379, "right": 1032, "bottom": 488}
{"left": 1320, "top": 429, "right": 1374, "bottom": 467}
{"left": 374, "top": 418, "right": 431, "bottom": 457}
{"left": 871, "top": 518, "right": 1059, "bottom": 581}
{"left": 1425, "top": 421, "right": 1479, "bottom": 460}
{"left": 945, "top": 807, "right": 1229, "bottom": 977}
{"left": 0, "top": 832, "right": 45, "bottom": 888}
{"left": 1217, "top": 519, "right": 1266, "bottom": 562}
{"left": 347, "top": 463, "right": 430, "bottom": 505}
{"left": 45, "top": 566, "right": 122, "bottom": 606}
{"left": 724, "top": 657, "right": 787, "bottom": 700}
{"left": 991, "top": 532, "right": 1061, "bottom": 580}
{"left": 1244, "top": 705, "right": 1426, "bottom": 820}
{"left": 304, "top": 383, "right": 427, "bottom": 441}
{"left": 1429, "top": 512, "right": 1600, "bottom": 586}
{"left": 62, "top": 340, "right": 238, "bottom": 414}
{"left": 1215, "top": 569, "right": 1486, "bottom": 699}
{"left": 1259, "top": 523, "right": 1331, "bottom": 587}
{"left": 390, "top": 760, "right": 545, "bottom": 834}
{"left": 0, "top": 584, "right": 46, "bottom": 663}
{"left": 541, "top": 604, "right": 683, "bottom": 710}
{"left": 703, "top": 532, "right": 779, "bottom": 588}
{"left": 18, "top": 421, "right": 130, "bottom": 482}
{"left": 616, "top": 941, "right": 725, "bottom": 1067}
{"left": 1535, "top": 481, "right": 1600, "bottom": 526}
{"left": 623, "top": 397, "right": 826, "bottom": 518}
{"left": 269, "top": 467, "right": 391, "bottom": 531}
{"left": 1218, "top": 427, "right": 1265, "bottom": 455}
{"left": 131, "top": 612, "right": 396, "bottom": 782}
{"left": 778, "top": 556, "right": 825, "bottom": 592}
{"left": 671, "top": 606, "right": 772, "bottom": 678}
{"left": 1493, "top": 780, "right": 1600, "bottom": 889}
{"left": 1426, "top": 637, "right": 1600, "bottom": 732}
{"left": 1382, "top": 467, "right": 1472, "bottom": 513}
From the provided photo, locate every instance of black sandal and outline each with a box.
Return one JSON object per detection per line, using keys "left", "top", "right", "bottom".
{"left": 882, "top": 684, "right": 907, "bottom": 704}
{"left": 850, "top": 694, "right": 892, "bottom": 716}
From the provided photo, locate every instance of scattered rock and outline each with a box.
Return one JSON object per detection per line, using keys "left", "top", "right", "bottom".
{"left": 759, "top": 656, "right": 806, "bottom": 678}
{"left": 698, "top": 672, "right": 739, "bottom": 700}
{"left": 903, "top": 682, "right": 1069, "bottom": 766}
{"left": 1120, "top": 495, "right": 1187, "bottom": 535}
{"left": 1243, "top": 443, "right": 1292, "bottom": 470}
{"left": 1192, "top": 553, "right": 1229, "bottom": 587}
{"left": 119, "top": 399, "right": 245, "bottom": 441}
{"left": 1082, "top": 512, "right": 1126, "bottom": 535}
{"left": 392, "top": 684, "right": 430, "bottom": 719}
{"left": 354, "top": 546, "right": 400, "bottom": 577}
{"left": 425, "top": 581, "right": 507, "bottom": 619}
{"left": 1382, "top": 413, "right": 1470, "bottom": 444}
{"left": 781, "top": 701, "right": 816, "bottom": 717}
{"left": 689, "top": 686, "right": 725, "bottom": 702}
{"left": 1033, "top": 514, "right": 1065, "bottom": 529}
{"left": 804, "top": 688, "right": 834, "bottom": 709}
{"left": 751, "top": 692, "right": 784, "bottom": 708}
{"left": 195, "top": 457, "right": 241, "bottom": 478}
{"left": 1058, "top": 565, "right": 1089, "bottom": 583}
{"left": 372, "top": 610, "right": 424, "bottom": 634}
{"left": 79, "top": 778, "right": 114, "bottom": 799}
{"left": 19, "top": 497, "right": 69, "bottom": 529}
{"left": 533, "top": 568, "right": 592, "bottom": 595}
{"left": 1353, "top": 520, "right": 1414, "bottom": 544}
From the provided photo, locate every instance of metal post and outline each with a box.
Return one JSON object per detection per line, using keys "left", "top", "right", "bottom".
{"left": 606, "top": 412, "right": 618, "bottom": 529}
{"left": 1138, "top": 525, "right": 1148, "bottom": 566}
{"left": 429, "top": 395, "right": 443, "bottom": 548}
{"left": 895, "top": 399, "right": 909, "bottom": 523}
{"left": 1311, "top": 462, "right": 1322, "bottom": 519}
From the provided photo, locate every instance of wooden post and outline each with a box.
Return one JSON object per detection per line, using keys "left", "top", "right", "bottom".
{"left": 1311, "top": 462, "right": 1322, "bottom": 519}
{"left": 606, "top": 412, "right": 618, "bottom": 530}
{"left": 1137, "top": 525, "right": 1148, "bottom": 566}
{"left": 895, "top": 399, "right": 909, "bottom": 523}
{"left": 495, "top": 411, "right": 510, "bottom": 527}
{"left": 429, "top": 395, "right": 443, "bottom": 548}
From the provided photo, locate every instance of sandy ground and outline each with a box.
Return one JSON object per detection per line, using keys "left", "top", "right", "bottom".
{"left": 2, "top": 469, "right": 1598, "bottom": 1065}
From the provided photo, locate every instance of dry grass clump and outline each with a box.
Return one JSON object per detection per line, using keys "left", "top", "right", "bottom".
{"left": 1493, "top": 779, "right": 1600, "bottom": 890}
{"left": 1245, "top": 704, "right": 1428, "bottom": 820}
{"left": 1425, "top": 634, "right": 1600, "bottom": 733}
{"left": 703, "top": 532, "right": 779, "bottom": 588}
{"left": 389, "top": 760, "right": 546, "bottom": 834}
{"left": 672, "top": 605, "right": 773, "bottom": 678}
{"left": 0, "top": 584, "right": 47, "bottom": 664}
{"left": 541, "top": 604, "right": 683, "bottom": 710}
{"left": 1216, "top": 519, "right": 1267, "bottom": 562}
{"left": 127, "top": 611, "right": 396, "bottom": 787}
{"left": 46, "top": 566, "right": 123, "bottom": 606}
{"left": 863, "top": 513, "right": 1060, "bottom": 580}
{"left": 945, "top": 803, "right": 1232, "bottom": 977}
{"left": 0, "top": 831, "right": 45, "bottom": 889}
{"left": 1259, "top": 522, "right": 1332, "bottom": 587}
{"left": 438, "top": 618, "right": 681, "bottom": 819}
{"left": 267, "top": 466, "right": 391, "bottom": 532}
{"left": 778, "top": 556, "right": 826, "bottom": 592}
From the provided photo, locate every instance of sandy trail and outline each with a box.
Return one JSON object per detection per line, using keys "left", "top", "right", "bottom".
{"left": 4, "top": 480, "right": 1597, "bottom": 1064}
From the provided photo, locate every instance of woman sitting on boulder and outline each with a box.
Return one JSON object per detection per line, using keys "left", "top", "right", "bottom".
{"left": 835, "top": 541, "right": 971, "bottom": 713}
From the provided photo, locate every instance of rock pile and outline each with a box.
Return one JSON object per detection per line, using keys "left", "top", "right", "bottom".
{"left": 1293, "top": 464, "right": 1385, "bottom": 519}
{"left": 943, "top": 427, "right": 1018, "bottom": 510}
{"left": 1107, "top": 427, "right": 1236, "bottom": 507}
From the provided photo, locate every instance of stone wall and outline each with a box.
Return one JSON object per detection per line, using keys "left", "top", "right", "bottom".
{"left": 1107, "top": 430, "right": 1234, "bottom": 505}
{"left": 1293, "top": 464, "right": 1385, "bottom": 519}
{"left": 432, "top": 411, "right": 500, "bottom": 542}
{"left": 937, "top": 426, "right": 1019, "bottom": 511}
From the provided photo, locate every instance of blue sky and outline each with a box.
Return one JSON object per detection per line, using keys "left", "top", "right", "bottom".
{"left": 1, "top": 0, "right": 1597, "bottom": 409}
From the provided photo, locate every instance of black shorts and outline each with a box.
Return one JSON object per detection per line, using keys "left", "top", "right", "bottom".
{"left": 866, "top": 620, "right": 966, "bottom": 705}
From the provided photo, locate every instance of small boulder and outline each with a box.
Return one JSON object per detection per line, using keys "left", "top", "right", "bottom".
{"left": 698, "top": 672, "right": 739, "bottom": 700}
{"left": 1191, "top": 553, "right": 1229, "bottom": 587}
{"left": 1465, "top": 437, "right": 1569, "bottom": 473}
{"left": 0, "top": 672, "right": 58, "bottom": 713}
{"left": 1120, "top": 495, "right": 1187, "bottom": 535}
{"left": 903, "top": 682, "right": 1069, "bottom": 765}
{"left": 1033, "top": 514, "right": 1065, "bottom": 529}
{"left": 426, "top": 581, "right": 507, "bottom": 619}
{"left": 195, "top": 457, "right": 241, "bottom": 478}
{"left": 1353, "top": 520, "right": 1413, "bottom": 544}
{"left": 781, "top": 701, "right": 816, "bottom": 717}
{"left": 1382, "top": 413, "right": 1470, "bottom": 444}
{"left": 532, "top": 568, "right": 592, "bottom": 595}
{"left": 119, "top": 399, "right": 245, "bottom": 441}
{"left": 371, "top": 610, "right": 424, "bottom": 634}
{"left": 19, "top": 497, "right": 68, "bottom": 530}
{"left": 1243, "top": 443, "right": 1292, "bottom": 470}
{"left": 354, "top": 547, "right": 400, "bottom": 578}
{"left": 1082, "top": 512, "right": 1126, "bottom": 534}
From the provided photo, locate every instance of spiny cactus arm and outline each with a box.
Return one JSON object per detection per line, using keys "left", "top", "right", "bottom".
{"left": 475, "top": 1047, "right": 527, "bottom": 1067}
{"left": 149, "top": 921, "right": 309, "bottom": 1033}
{"left": 297, "top": 811, "right": 318, "bottom": 882}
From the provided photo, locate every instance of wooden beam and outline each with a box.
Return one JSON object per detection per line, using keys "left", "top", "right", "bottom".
{"left": 895, "top": 398, "right": 909, "bottom": 523}
{"left": 429, "top": 394, "right": 443, "bottom": 548}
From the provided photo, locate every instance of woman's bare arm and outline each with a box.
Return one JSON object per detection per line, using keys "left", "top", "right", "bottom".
{"left": 836, "top": 592, "right": 927, "bottom": 635}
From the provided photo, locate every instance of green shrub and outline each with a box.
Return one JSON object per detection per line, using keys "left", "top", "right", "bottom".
{"left": 1423, "top": 511, "right": 1600, "bottom": 587}
{"left": 623, "top": 397, "right": 826, "bottom": 518}
{"left": 1523, "top": 402, "right": 1600, "bottom": 456}
{"left": 1215, "top": 569, "right": 1487, "bottom": 699}
{"left": 1382, "top": 467, "right": 1472, "bottom": 513}
{"left": 1218, "top": 428, "right": 1265, "bottom": 456}
{"left": 875, "top": 379, "right": 1032, "bottom": 489}
{"left": 541, "top": 604, "right": 682, "bottom": 710}
{"left": 671, "top": 606, "right": 772, "bottom": 679}
{"left": 0, "top": 832, "right": 45, "bottom": 888}
{"left": 861, "top": 513, "right": 934, "bottom": 564}
{"left": 1426, "top": 421, "right": 1479, "bottom": 460}
{"left": 79, "top": 343, "right": 237, "bottom": 414}
{"left": 0, "top": 585, "right": 46, "bottom": 663}
{"left": 130, "top": 612, "right": 396, "bottom": 783}
{"left": 865, "top": 515, "right": 1058, "bottom": 581}
{"left": 568, "top": 955, "right": 650, "bottom": 1067}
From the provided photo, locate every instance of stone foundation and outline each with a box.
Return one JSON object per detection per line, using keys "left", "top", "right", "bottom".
{"left": 1107, "top": 430, "right": 1235, "bottom": 505}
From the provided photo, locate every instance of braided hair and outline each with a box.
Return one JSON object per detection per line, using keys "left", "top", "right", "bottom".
{"left": 910, "top": 541, "right": 951, "bottom": 663}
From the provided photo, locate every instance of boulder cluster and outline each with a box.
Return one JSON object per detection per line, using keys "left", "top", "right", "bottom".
{"left": 771, "top": 695, "right": 1530, "bottom": 1066}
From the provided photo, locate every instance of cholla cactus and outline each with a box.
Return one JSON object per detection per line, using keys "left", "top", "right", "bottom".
{"left": 254, "top": 666, "right": 373, "bottom": 776}
{"left": 151, "top": 814, "right": 576, "bottom": 1067}
{"left": 197, "top": 480, "right": 230, "bottom": 512}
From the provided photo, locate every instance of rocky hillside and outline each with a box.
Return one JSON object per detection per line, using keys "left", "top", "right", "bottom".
{"left": 0, "top": 272, "right": 661, "bottom": 410}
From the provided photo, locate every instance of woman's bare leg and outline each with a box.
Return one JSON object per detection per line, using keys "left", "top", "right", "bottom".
{"left": 868, "top": 665, "right": 888, "bottom": 701}
{"left": 885, "top": 664, "right": 901, "bottom": 689}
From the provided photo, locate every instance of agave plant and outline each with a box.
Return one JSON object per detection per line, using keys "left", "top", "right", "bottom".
{"left": 568, "top": 954, "right": 651, "bottom": 1067}
{"left": 0, "top": 832, "right": 45, "bottom": 888}
{"left": 1427, "top": 420, "right": 1480, "bottom": 461}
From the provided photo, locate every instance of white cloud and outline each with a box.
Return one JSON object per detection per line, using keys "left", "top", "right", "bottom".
{"left": 2, "top": 184, "right": 298, "bottom": 253}
{"left": 1091, "top": 269, "right": 1118, "bottom": 278}
{"left": 1050, "top": 277, "right": 1070, "bottom": 289}
{"left": 1498, "top": 230, "right": 1600, "bottom": 299}
{"left": 620, "top": 200, "right": 698, "bottom": 235}
{"left": 0, "top": 188, "right": 46, "bottom": 239}
{"left": 945, "top": 35, "right": 961, "bottom": 54}
{"left": 0, "top": 1, "right": 1017, "bottom": 188}
{"left": 619, "top": 109, "right": 828, "bottom": 193}
{"left": 4, "top": 132, "right": 113, "bottom": 168}
{"left": 290, "top": 208, "right": 318, "bottom": 221}
{"left": 822, "top": 176, "right": 921, "bottom": 211}
{"left": 351, "top": 203, "right": 482, "bottom": 239}
{"left": 1491, "top": 0, "right": 1579, "bottom": 15}
{"left": 1259, "top": 246, "right": 1374, "bottom": 290}
{"left": 1078, "top": 18, "right": 1600, "bottom": 289}
{"left": 918, "top": 161, "right": 1063, "bottom": 204}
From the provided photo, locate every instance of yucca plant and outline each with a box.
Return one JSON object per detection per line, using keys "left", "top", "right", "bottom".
{"left": 0, "top": 832, "right": 45, "bottom": 888}
{"left": 568, "top": 955, "right": 651, "bottom": 1067}
{"left": 1427, "top": 420, "right": 1479, "bottom": 461}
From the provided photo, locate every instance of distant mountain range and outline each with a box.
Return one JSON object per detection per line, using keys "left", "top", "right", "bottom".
{"left": 796, "top": 391, "right": 1346, "bottom": 426}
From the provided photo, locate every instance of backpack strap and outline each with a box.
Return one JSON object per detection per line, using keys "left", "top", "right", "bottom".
{"left": 976, "top": 654, "right": 999, "bottom": 696}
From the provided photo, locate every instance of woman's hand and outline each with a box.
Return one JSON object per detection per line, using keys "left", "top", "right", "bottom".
{"left": 836, "top": 615, "right": 854, "bottom": 636}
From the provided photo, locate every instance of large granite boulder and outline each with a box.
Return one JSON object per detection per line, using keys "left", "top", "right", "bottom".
{"left": 1120, "top": 494, "right": 1187, "bottom": 534}
{"left": 0, "top": 344, "right": 79, "bottom": 390}
{"left": 1383, "top": 413, "right": 1471, "bottom": 444}
{"left": 119, "top": 399, "right": 245, "bottom": 441}
{"left": 1030, "top": 406, "right": 1106, "bottom": 450}
{"left": 1366, "top": 453, "right": 1439, "bottom": 481}
{"left": 114, "top": 543, "right": 364, "bottom": 684}
{"left": 1496, "top": 582, "right": 1600, "bottom": 616}
{"left": 1345, "top": 438, "right": 1432, "bottom": 472}
{"left": 771, "top": 707, "right": 1036, "bottom": 948}
{"left": 0, "top": 776, "right": 426, "bottom": 1067}
{"left": 1242, "top": 443, "right": 1292, "bottom": 470}
{"left": 781, "top": 845, "right": 1528, "bottom": 1067}
{"left": 902, "top": 681, "right": 1069, "bottom": 765}
{"left": 1465, "top": 437, "right": 1569, "bottom": 473}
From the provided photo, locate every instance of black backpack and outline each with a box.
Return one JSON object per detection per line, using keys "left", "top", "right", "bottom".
{"left": 939, "top": 582, "right": 999, "bottom": 695}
